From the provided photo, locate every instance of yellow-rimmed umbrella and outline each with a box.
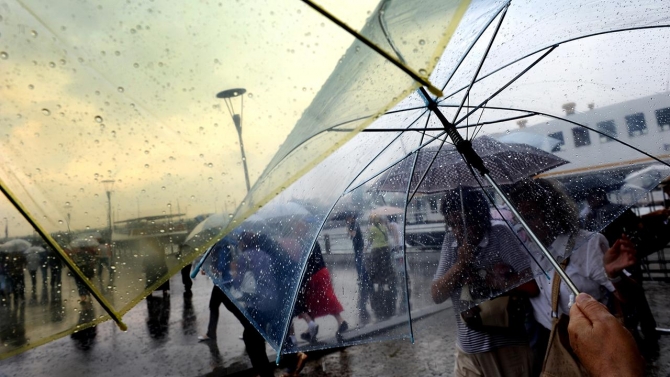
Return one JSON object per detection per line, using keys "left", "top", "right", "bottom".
{"left": 0, "top": 0, "right": 471, "bottom": 358}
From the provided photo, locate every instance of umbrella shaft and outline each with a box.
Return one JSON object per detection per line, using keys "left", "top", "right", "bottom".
{"left": 484, "top": 174, "right": 580, "bottom": 296}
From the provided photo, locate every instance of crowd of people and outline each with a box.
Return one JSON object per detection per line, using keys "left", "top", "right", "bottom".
{"left": 0, "top": 241, "right": 63, "bottom": 307}
{"left": 2, "top": 175, "right": 664, "bottom": 376}
{"left": 430, "top": 179, "right": 666, "bottom": 376}
{"left": 189, "top": 177, "right": 666, "bottom": 376}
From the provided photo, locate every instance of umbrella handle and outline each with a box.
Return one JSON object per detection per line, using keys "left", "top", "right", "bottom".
{"left": 190, "top": 246, "right": 213, "bottom": 279}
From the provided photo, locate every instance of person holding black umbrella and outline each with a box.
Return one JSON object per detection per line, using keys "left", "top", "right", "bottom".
{"left": 431, "top": 188, "right": 536, "bottom": 377}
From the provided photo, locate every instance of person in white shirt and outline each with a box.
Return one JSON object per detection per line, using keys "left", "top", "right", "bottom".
{"left": 507, "top": 178, "right": 638, "bottom": 376}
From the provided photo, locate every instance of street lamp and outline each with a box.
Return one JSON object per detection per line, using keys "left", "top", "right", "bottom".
{"left": 216, "top": 88, "right": 251, "bottom": 192}
{"left": 64, "top": 202, "right": 72, "bottom": 234}
{"left": 101, "top": 180, "right": 115, "bottom": 240}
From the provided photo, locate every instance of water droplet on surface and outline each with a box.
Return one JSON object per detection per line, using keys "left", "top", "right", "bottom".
{"left": 49, "top": 62, "right": 56, "bottom": 68}
{"left": 419, "top": 39, "right": 426, "bottom": 45}
{"left": 30, "top": 30, "right": 38, "bottom": 37}
{"left": 144, "top": 164, "right": 150, "bottom": 168}
{"left": 28, "top": 84, "right": 34, "bottom": 90}
{"left": 94, "top": 115, "right": 103, "bottom": 123}
{"left": 41, "top": 109, "right": 51, "bottom": 116}
{"left": 133, "top": 63, "right": 139, "bottom": 68}
{"left": 0, "top": 52, "right": 8, "bottom": 60}
{"left": 117, "top": 87, "right": 124, "bottom": 93}
{"left": 419, "top": 69, "right": 427, "bottom": 76}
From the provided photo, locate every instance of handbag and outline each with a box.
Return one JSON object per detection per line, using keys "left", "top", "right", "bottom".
{"left": 540, "top": 235, "right": 587, "bottom": 377}
{"left": 240, "top": 270, "right": 257, "bottom": 296}
{"left": 460, "top": 294, "right": 528, "bottom": 332}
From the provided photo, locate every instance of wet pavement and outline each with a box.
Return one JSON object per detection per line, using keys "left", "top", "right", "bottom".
{"left": 1, "top": 261, "right": 670, "bottom": 376}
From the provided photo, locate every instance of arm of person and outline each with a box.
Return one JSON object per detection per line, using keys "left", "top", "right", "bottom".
{"left": 602, "top": 235, "right": 636, "bottom": 301}
{"left": 568, "top": 293, "right": 644, "bottom": 377}
{"left": 641, "top": 208, "right": 670, "bottom": 219}
{"left": 431, "top": 243, "right": 475, "bottom": 304}
{"left": 510, "top": 276, "right": 540, "bottom": 297}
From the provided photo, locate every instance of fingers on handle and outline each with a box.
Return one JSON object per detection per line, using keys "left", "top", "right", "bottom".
{"left": 574, "top": 293, "right": 613, "bottom": 323}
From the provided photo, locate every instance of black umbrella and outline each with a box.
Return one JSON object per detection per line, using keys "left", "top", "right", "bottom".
{"left": 374, "top": 135, "right": 568, "bottom": 194}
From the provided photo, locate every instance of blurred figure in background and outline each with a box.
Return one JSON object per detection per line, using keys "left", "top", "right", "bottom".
{"left": 281, "top": 217, "right": 348, "bottom": 343}
{"left": 366, "top": 214, "right": 396, "bottom": 320}
{"left": 96, "top": 237, "right": 114, "bottom": 288}
{"left": 581, "top": 186, "right": 662, "bottom": 358}
{"left": 432, "top": 188, "right": 535, "bottom": 377}
{"left": 346, "top": 212, "right": 370, "bottom": 323}
{"left": 6, "top": 249, "right": 27, "bottom": 305}
{"left": 25, "top": 247, "right": 41, "bottom": 295}
{"left": 508, "top": 179, "right": 639, "bottom": 375}
{"left": 47, "top": 246, "right": 62, "bottom": 292}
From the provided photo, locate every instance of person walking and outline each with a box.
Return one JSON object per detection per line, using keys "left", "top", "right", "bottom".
{"left": 508, "top": 179, "right": 638, "bottom": 376}
{"left": 25, "top": 247, "right": 41, "bottom": 295}
{"left": 366, "top": 214, "right": 396, "bottom": 320}
{"left": 198, "top": 234, "right": 307, "bottom": 377}
{"left": 431, "top": 188, "right": 536, "bottom": 377}
{"left": 581, "top": 187, "right": 661, "bottom": 358}
{"left": 346, "top": 213, "right": 371, "bottom": 323}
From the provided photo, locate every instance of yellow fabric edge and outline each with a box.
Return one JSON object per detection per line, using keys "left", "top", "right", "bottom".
{"left": 0, "top": 178, "right": 126, "bottom": 328}
{"left": 0, "top": 315, "right": 109, "bottom": 360}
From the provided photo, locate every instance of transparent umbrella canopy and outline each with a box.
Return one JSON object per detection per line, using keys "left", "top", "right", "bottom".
{"left": 197, "top": 0, "right": 670, "bottom": 358}
{"left": 0, "top": 0, "right": 472, "bottom": 358}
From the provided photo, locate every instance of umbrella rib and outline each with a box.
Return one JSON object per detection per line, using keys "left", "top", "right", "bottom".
{"left": 392, "top": 108, "right": 438, "bottom": 343}
{"left": 301, "top": 0, "right": 443, "bottom": 96}
{"left": 342, "top": 109, "right": 431, "bottom": 195}
{"left": 345, "top": 131, "right": 450, "bottom": 196}
{"left": 451, "top": 5, "right": 510, "bottom": 126}
{"left": 459, "top": 154, "right": 551, "bottom": 279}
{"left": 406, "top": 112, "right": 450, "bottom": 204}
{"left": 470, "top": 103, "right": 489, "bottom": 140}
{"left": 451, "top": 102, "right": 670, "bottom": 169}
{"left": 438, "top": 1, "right": 511, "bottom": 93}
{"left": 355, "top": 113, "right": 538, "bottom": 133}
{"left": 377, "top": 0, "right": 406, "bottom": 65}
{"left": 510, "top": 109, "right": 670, "bottom": 169}
{"left": 440, "top": 24, "right": 670, "bottom": 103}
{"left": 453, "top": 45, "right": 558, "bottom": 128}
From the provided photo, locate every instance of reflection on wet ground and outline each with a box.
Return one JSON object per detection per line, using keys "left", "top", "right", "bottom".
{"left": 0, "top": 241, "right": 196, "bottom": 358}
{"left": 0, "top": 255, "right": 669, "bottom": 376}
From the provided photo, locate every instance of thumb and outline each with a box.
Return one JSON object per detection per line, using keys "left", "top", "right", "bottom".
{"left": 574, "top": 292, "right": 612, "bottom": 323}
{"left": 569, "top": 293, "right": 593, "bottom": 328}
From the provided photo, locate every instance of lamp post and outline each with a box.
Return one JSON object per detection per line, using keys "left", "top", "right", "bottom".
{"left": 101, "top": 180, "right": 115, "bottom": 240}
{"left": 64, "top": 202, "right": 72, "bottom": 234}
{"left": 216, "top": 88, "right": 251, "bottom": 192}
